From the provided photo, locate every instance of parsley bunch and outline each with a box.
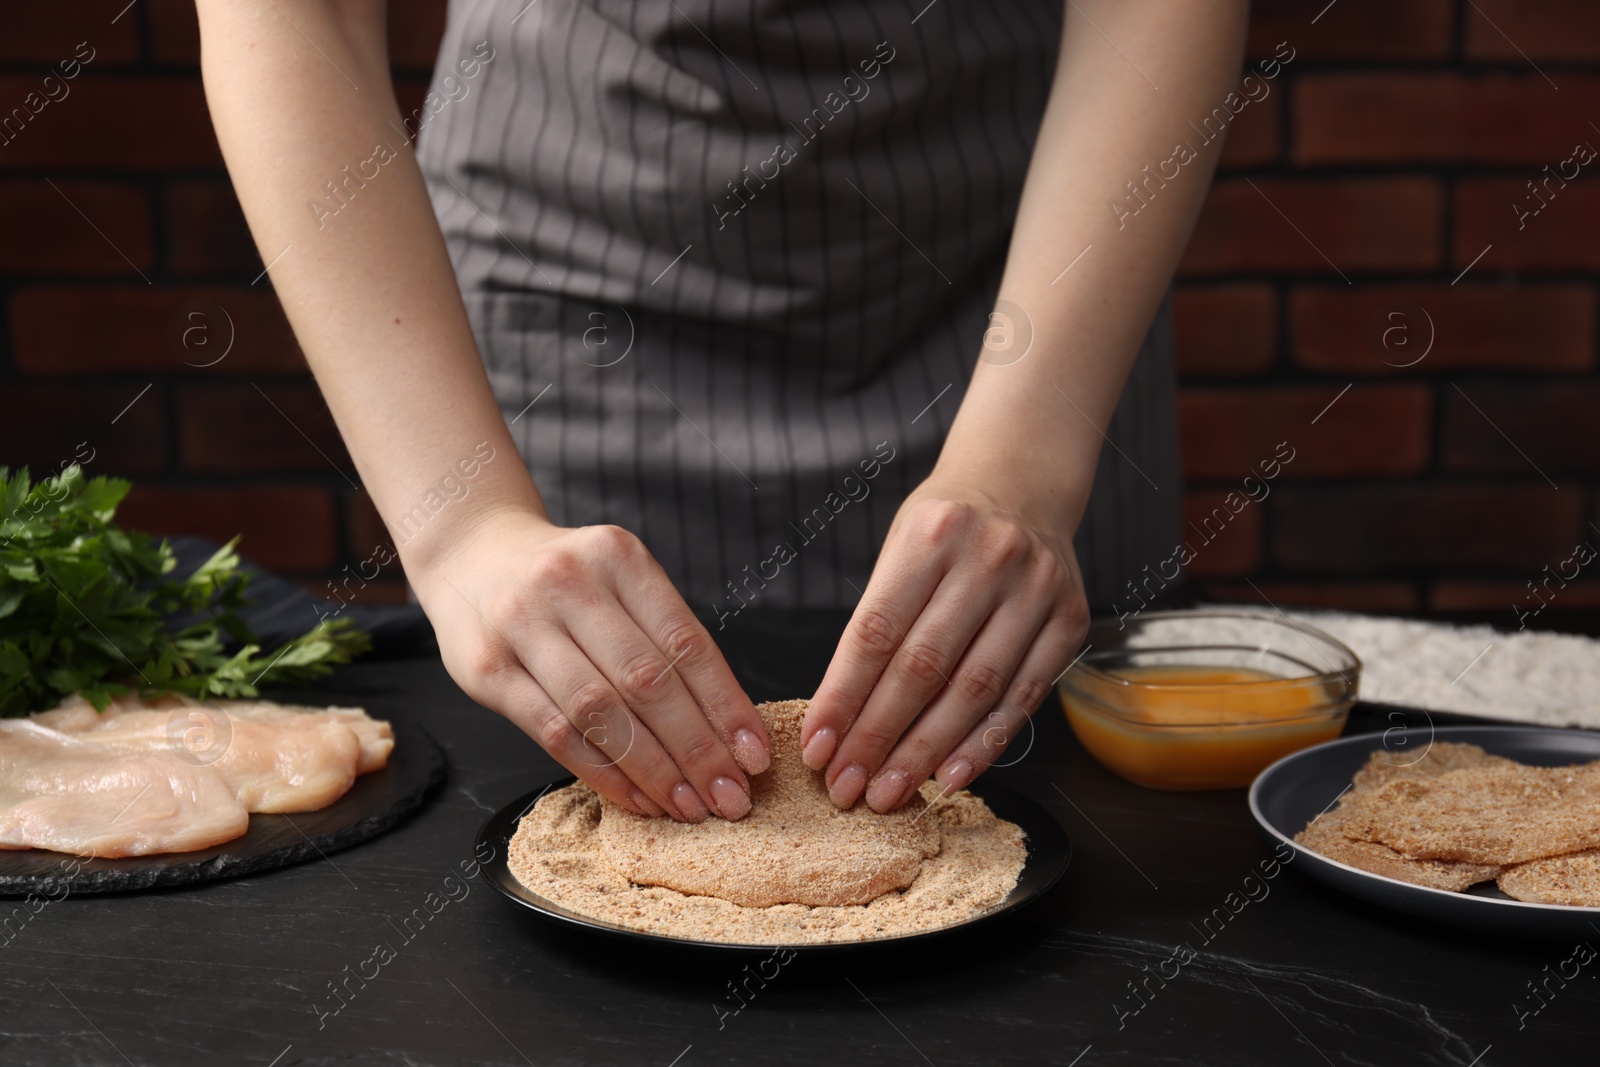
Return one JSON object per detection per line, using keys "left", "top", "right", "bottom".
{"left": 0, "top": 465, "right": 369, "bottom": 718}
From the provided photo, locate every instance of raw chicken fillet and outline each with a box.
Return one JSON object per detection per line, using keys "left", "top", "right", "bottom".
{"left": 0, "top": 696, "right": 394, "bottom": 857}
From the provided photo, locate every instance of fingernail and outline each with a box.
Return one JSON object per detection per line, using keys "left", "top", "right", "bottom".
{"left": 936, "top": 758, "right": 974, "bottom": 794}
{"left": 866, "top": 770, "right": 911, "bottom": 813}
{"left": 709, "top": 776, "right": 752, "bottom": 820}
{"left": 803, "top": 727, "right": 838, "bottom": 771}
{"left": 671, "top": 782, "right": 709, "bottom": 823}
{"left": 629, "top": 788, "right": 665, "bottom": 817}
{"left": 732, "top": 728, "right": 771, "bottom": 775}
{"left": 829, "top": 763, "right": 868, "bottom": 809}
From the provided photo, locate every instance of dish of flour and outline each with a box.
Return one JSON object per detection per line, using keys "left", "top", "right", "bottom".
{"left": 1156, "top": 608, "right": 1600, "bottom": 729}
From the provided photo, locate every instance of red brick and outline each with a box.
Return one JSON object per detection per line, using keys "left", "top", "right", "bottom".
{"left": 0, "top": 5, "right": 139, "bottom": 64}
{"left": 151, "top": 0, "right": 446, "bottom": 73}
{"left": 1175, "top": 285, "right": 1277, "bottom": 377}
{"left": 0, "top": 77, "right": 219, "bottom": 168}
{"left": 0, "top": 181, "right": 151, "bottom": 276}
{"left": 1456, "top": 180, "right": 1600, "bottom": 273}
{"left": 392, "top": 77, "right": 434, "bottom": 141}
{"left": 1271, "top": 485, "right": 1585, "bottom": 573}
{"left": 1216, "top": 87, "right": 1280, "bottom": 170}
{"left": 1465, "top": 0, "right": 1600, "bottom": 62}
{"left": 1431, "top": 579, "right": 1600, "bottom": 613}
{"left": 1197, "top": 580, "right": 1422, "bottom": 614}
{"left": 1181, "top": 179, "right": 1441, "bottom": 277}
{"left": 1291, "top": 284, "right": 1595, "bottom": 374}
{"left": 162, "top": 181, "right": 261, "bottom": 275}
{"left": 0, "top": 383, "right": 167, "bottom": 476}
{"left": 1179, "top": 385, "right": 1432, "bottom": 481}
{"left": 1441, "top": 383, "right": 1600, "bottom": 475}
{"left": 117, "top": 485, "right": 337, "bottom": 573}
{"left": 1296, "top": 74, "right": 1597, "bottom": 166}
{"left": 10, "top": 287, "right": 305, "bottom": 375}
{"left": 148, "top": 0, "right": 198, "bottom": 65}
{"left": 178, "top": 384, "right": 351, "bottom": 475}
{"left": 342, "top": 490, "right": 410, "bottom": 599}
{"left": 389, "top": 0, "right": 449, "bottom": 72}
{"left": 346, "top": 489, "right": 402, "bottom": 563}
{"left": 1181, "top": 490, "right": 1262, "bottom": 578}
{"left": 1247, "top": 0, "right": 1453, "bottom": 61}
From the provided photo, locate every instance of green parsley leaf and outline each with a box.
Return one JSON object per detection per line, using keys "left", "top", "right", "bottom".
{"left": 0, "top": 465, "right": 369, "bottom": 717}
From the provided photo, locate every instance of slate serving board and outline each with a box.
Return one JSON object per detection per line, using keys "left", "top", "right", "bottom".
{"left": 0, "top": 718, "right": 445, "bottom": 896}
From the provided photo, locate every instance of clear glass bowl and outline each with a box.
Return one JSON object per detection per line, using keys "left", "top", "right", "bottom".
{"left": 1058, "top": 610, "right": 1361, "bottom": 790}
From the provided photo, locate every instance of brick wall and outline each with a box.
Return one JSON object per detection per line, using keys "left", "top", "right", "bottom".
{"left": 1177, "top": 0, "right": 1600, "bottom": 616}
{"left": 2, "top": 1, "right": 1596, "bottom": 619}
{"left": 0, "top": 0, "right": 445, "bottom": 604}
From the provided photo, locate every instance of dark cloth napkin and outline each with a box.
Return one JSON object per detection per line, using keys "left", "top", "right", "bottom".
{"left": 169, "top": 536, "right": 437, "bottom": 660}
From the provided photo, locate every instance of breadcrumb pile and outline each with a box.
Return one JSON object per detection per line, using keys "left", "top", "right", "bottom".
{"left": 1296, "top": 741, "right": 1600, "bottom": 905}
{"left": 507, "top": 700, "right": 1026, "bottom": 944}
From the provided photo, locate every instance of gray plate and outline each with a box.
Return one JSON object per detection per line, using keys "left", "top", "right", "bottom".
{"left": 478, "top": 778, "right": 1071, "bottom": 952}
{"left": 1250, "top": 725, "right": 1600, "bottom": 937}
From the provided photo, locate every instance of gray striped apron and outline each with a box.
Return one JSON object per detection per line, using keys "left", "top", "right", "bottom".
{"left": 416, "top": 0, "right": 1181, "bottom": 612}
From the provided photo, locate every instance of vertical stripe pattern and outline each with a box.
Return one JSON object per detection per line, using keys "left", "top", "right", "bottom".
{"left": 417, "top": 0, "right": 1181, "bottom": 613}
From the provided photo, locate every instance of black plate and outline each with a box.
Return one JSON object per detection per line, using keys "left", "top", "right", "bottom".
{"left": 1250, "top": 725, "right": 1600, "bottom": 937}
{"left": 477, "top": 777, "right": 1071, "bottom": 951}
{"left": 0, "top": 718, "right": 445, "bottom": 896}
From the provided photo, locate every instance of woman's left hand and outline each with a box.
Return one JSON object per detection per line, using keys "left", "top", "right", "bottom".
{"left": 801, "top": 471, "right": 1090, "bottom": 811}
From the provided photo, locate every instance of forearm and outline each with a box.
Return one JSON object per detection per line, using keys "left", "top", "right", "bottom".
{"left": 196, "top": 0, "right": 539, "bottom": 574}
{"left": 940, "top": 0, "right": 1250, "bottom": 530}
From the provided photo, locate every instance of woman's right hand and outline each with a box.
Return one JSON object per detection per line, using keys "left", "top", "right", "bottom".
{"left": 193, "top": 2, "right": 768, "bottom": 822}
{"left": 409, "top": 508, "right": 770, "bottom": 822}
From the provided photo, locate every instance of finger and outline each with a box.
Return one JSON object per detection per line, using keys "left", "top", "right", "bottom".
{"left": 862, "top": 587, "right": 1054, "bottom": 812}
{"left": 824, "top": 573, "right": 997, "bottom": 808}
{"left": 565, "top": 591, "right": 754, "bottom": 821}
{"left": 803, "top": 550, "right": 946, "bottom": 772}
{"left": 610, "top": 559, "right": 771, "bottom": 776}
{"left": 518, "top": 622, "right": 707, "bottom": 823}
{"left": 933, "top": 614, "right": 1082, "bottom": 793}
{"left": 481, "top": 662, "right": 665, "bottom": 817}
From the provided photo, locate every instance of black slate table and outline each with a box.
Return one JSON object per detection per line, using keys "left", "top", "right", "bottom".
{"left": 1, "top": 608, "right": 1593, "bottom": 1066}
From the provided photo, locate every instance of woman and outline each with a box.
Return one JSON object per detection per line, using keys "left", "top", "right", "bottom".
{"left": 196, "top": 0, "right": 1245, "bottom": 822}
